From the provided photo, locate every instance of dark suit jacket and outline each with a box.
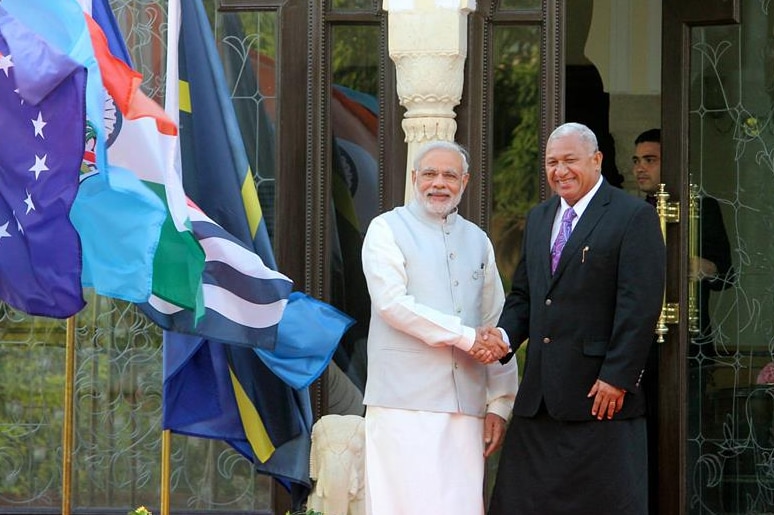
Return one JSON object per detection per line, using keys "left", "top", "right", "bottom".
{"left": 696, "top": 196, "right": 734, "bottom": 344}
{"left": 500, "top": 180, "right": 666, "bottom": 421}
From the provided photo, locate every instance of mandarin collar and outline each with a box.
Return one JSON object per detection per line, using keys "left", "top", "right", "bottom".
{"left": 407, "top": 200, "right": 459, "bottom": 228}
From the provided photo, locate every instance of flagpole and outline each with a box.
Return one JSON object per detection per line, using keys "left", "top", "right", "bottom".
{"left": 61, "top": 316, "right": 76, "bottom": 515}
{"left": 161, "top": 429, "right": 172, "bottom": 515}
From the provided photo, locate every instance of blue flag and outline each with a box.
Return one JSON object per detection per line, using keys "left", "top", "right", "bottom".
{"left": 177, "top": 1, "right": 351, "bottom": 386}
{"left": 171, "top": 0, "right": 308, "bottom": 494}
{"left": 164, "top": 1, "right": 351, "bottom": 506}
{"left": 163, "top": 330, "right": 314, "bottom": 488}
{"left": 263, "top": 292, "right": 354, "bottom": 390}
{"left": 0, "top": 7, "right": 86, "bottom": 318}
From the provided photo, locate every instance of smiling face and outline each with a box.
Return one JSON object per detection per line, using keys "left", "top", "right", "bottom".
{"left": 412, "top": 147, "right": 469, "bottom": 218}
{"left": 545, "top": 132, "right": 602, "bottom": 206}
{"left": 631, "top": 141, "right": 662, "bottom": 195}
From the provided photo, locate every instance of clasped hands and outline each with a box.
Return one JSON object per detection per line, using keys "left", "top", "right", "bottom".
{"left": 468, "top": 327, "right": 509, "bottom": 364}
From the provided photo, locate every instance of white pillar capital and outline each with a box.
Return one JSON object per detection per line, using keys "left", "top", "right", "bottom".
{"left": 386, "top": 3, "right": 475, "bottom": 202}
{"left": 383, "top": 0, "right": 476, "bottom": 13}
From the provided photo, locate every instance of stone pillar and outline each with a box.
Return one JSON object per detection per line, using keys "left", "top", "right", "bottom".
{"left": 383, "top": 0, "right": 475, "bottom": 203}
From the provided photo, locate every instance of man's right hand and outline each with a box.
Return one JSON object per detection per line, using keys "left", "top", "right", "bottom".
{"left": 468, "top": 326, "right": 509, "bottom": 364}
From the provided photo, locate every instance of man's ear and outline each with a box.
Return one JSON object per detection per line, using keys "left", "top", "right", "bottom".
{"left": 410, "top": 169, "right": 417, "bottom": 184}
{"left": 592, "top": 151, "right": 603, "bottom": 172}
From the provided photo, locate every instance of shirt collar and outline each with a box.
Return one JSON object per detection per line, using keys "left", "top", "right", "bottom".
{"left": 559, "top": 174, "right": 604, "bottom": 219}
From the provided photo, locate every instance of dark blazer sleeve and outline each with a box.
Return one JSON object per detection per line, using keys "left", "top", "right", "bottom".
{"left": 597, "top": 201, "right": 665, "bottom": 392}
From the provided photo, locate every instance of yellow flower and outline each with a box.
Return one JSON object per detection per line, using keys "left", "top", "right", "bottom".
{"left": 127, "top": 507, "right": 152, "bottom": 515}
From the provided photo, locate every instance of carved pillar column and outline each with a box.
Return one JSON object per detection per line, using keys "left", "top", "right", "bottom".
{"left": 383, "top": 0, "right": 475, "bottom": 203}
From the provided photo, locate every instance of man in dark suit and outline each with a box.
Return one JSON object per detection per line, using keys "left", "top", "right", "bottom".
{"left": 632, "top": 128, "right": 735, "bottom": 514}
{"left": 487, "top": 123, "right": 665, "bottom": 515}
{"left": 632, "top": 128, "right": 735, "bottom": 351}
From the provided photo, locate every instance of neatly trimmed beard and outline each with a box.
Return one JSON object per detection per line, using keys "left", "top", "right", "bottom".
{"left": 414, "top": 182, "right": 463, "bottom": 218}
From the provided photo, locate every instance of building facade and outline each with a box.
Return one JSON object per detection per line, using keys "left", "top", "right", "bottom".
{"left": 1, "top": 0, "right": 774, "bottom": 513}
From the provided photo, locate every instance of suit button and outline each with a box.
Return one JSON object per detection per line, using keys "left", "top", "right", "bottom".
{"left": 543, "top": 337, "right": 550, "bottom": 344}
{"left": 545, "top": 299, "right": 552, "bottom": 306}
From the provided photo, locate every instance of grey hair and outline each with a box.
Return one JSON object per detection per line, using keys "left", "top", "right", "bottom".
{"left": 548, "top": 122, "right": 599, "bottom": 154}
{"left": 412, "top": 140, "right": 470, "bottom": 175}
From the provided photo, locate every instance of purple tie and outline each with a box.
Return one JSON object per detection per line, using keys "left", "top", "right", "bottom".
{"left": 551, "top": 207, "right": 577, "bottom": 274}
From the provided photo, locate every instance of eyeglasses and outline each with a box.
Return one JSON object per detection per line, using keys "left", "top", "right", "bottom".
{"left": 417, "top": 168, "right": 465, "bottom": 185}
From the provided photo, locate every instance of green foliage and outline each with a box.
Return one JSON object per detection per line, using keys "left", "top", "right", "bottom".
{"left": 492, "top": 33, "right": 540, "bottom": 222}
{"left": 490, "top": 28, "right": 542, "bottom": 286}
{"left": 331, "top": 25, "right": 380, "bottom": 95}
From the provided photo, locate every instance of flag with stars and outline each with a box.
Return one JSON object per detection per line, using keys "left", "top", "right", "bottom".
{"left": 2, "top": 0, "right": 172, "bottom": 306}
{"left": 0, "top": 7, "right": 86, "bottom": 318}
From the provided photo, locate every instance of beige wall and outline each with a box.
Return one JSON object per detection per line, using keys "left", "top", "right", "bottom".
{"left": 582, "top": 0, "right": 662, "bottom": 193}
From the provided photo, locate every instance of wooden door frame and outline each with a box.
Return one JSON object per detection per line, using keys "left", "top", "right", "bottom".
{"left": 659, "top": 1, "right": 740, "bottom": 513}
{"left": 458, "top": 0, "right": 562, "bottom": 229}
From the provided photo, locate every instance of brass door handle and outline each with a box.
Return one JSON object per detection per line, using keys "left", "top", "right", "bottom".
{"left": 687, "top": 184, "right": 701, "bottom": 335}
{"left": 655, "top": 184, "right": 679, "bottom": 343}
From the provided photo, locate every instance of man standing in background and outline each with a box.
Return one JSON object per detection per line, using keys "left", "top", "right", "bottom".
{"left": 632, "top": 128, "right": 734, "bottom": 347}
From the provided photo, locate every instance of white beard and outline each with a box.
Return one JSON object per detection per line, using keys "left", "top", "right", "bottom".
{"left": 413, "top": 183, "right": 463, "bottom": 218}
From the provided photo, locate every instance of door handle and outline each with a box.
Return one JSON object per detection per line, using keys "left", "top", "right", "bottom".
{"left": 688, "top": 184, "right": 700, "bottom": 335}
{"left": 655, "top": 183, "right": 680, "bottom": 343}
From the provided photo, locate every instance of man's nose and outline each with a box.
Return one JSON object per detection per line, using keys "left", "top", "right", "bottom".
{"left": 554, "top": 162, "right": 570, "bottom": 175}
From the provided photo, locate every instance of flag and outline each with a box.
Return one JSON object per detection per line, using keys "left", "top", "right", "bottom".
{"left": 90, "top": 0, "right": 129, "bottom": 61}
{"left": 163, "top": 330, "right": 313, "bottom": 489}
{"left": 164, "top": 2, "right": 350, "bottom": 507}
{"left": 258, "top": 292, "right": 354, "bottom": 390}
{"left": 115, "top": 0, "right": 293, "bottom": 347}
{"left": 0, "top": 7, "right": 85, "bottom": 318}
{"left": 83, "top": 12, "right": 205, "bottom": 311}
{"left": 143, "top": 199, "right": 293, "bottom": 347}
{"left": 170, "top": 0, "right": 304, "bottom": 489}
{"left": 184, "top": 8, "right": 350, "bottom": 383}
{"left": 327, "top": 86, "right": 380, "bottom": 390}
{"left": 2, "top": 0, "right": 169, "bottom": 305}
{"left": 178, "top": 9, "right": 275, "bottom": 266}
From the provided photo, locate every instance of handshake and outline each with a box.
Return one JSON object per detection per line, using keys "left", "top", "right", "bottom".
{"left": 468, "top": 327, "right": 509, "bottom": 364}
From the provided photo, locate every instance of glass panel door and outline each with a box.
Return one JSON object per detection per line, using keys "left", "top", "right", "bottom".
{"left": 686, "top": 6, "right": 774, "bottom": 513}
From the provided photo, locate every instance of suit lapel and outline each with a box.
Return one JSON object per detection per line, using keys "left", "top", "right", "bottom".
{"left": 552, "top": 181, "right": 612, "bottom": 279}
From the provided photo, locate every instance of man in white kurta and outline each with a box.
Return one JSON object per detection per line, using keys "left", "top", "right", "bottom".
{"left": 361, "top": 141, "right": 519, "bottom": 515}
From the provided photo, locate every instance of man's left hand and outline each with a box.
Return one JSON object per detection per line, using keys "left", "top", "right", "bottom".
{"left": 483, "top": 413, "right": 507, "bottom": 457}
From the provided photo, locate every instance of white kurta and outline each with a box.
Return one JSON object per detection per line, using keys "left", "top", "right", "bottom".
{"left": 360, "top": 202, "right": 519, "bottom": 515}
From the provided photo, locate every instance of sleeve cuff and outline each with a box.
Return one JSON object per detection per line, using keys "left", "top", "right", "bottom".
{"left": 498, "top": 327, "right": 511, "bottom": 347}
{"left": 486, "top": 396, "right": 515, "bottom": 420}
{"left": 456, "top": 326, "right": 476, "bottom": 352}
